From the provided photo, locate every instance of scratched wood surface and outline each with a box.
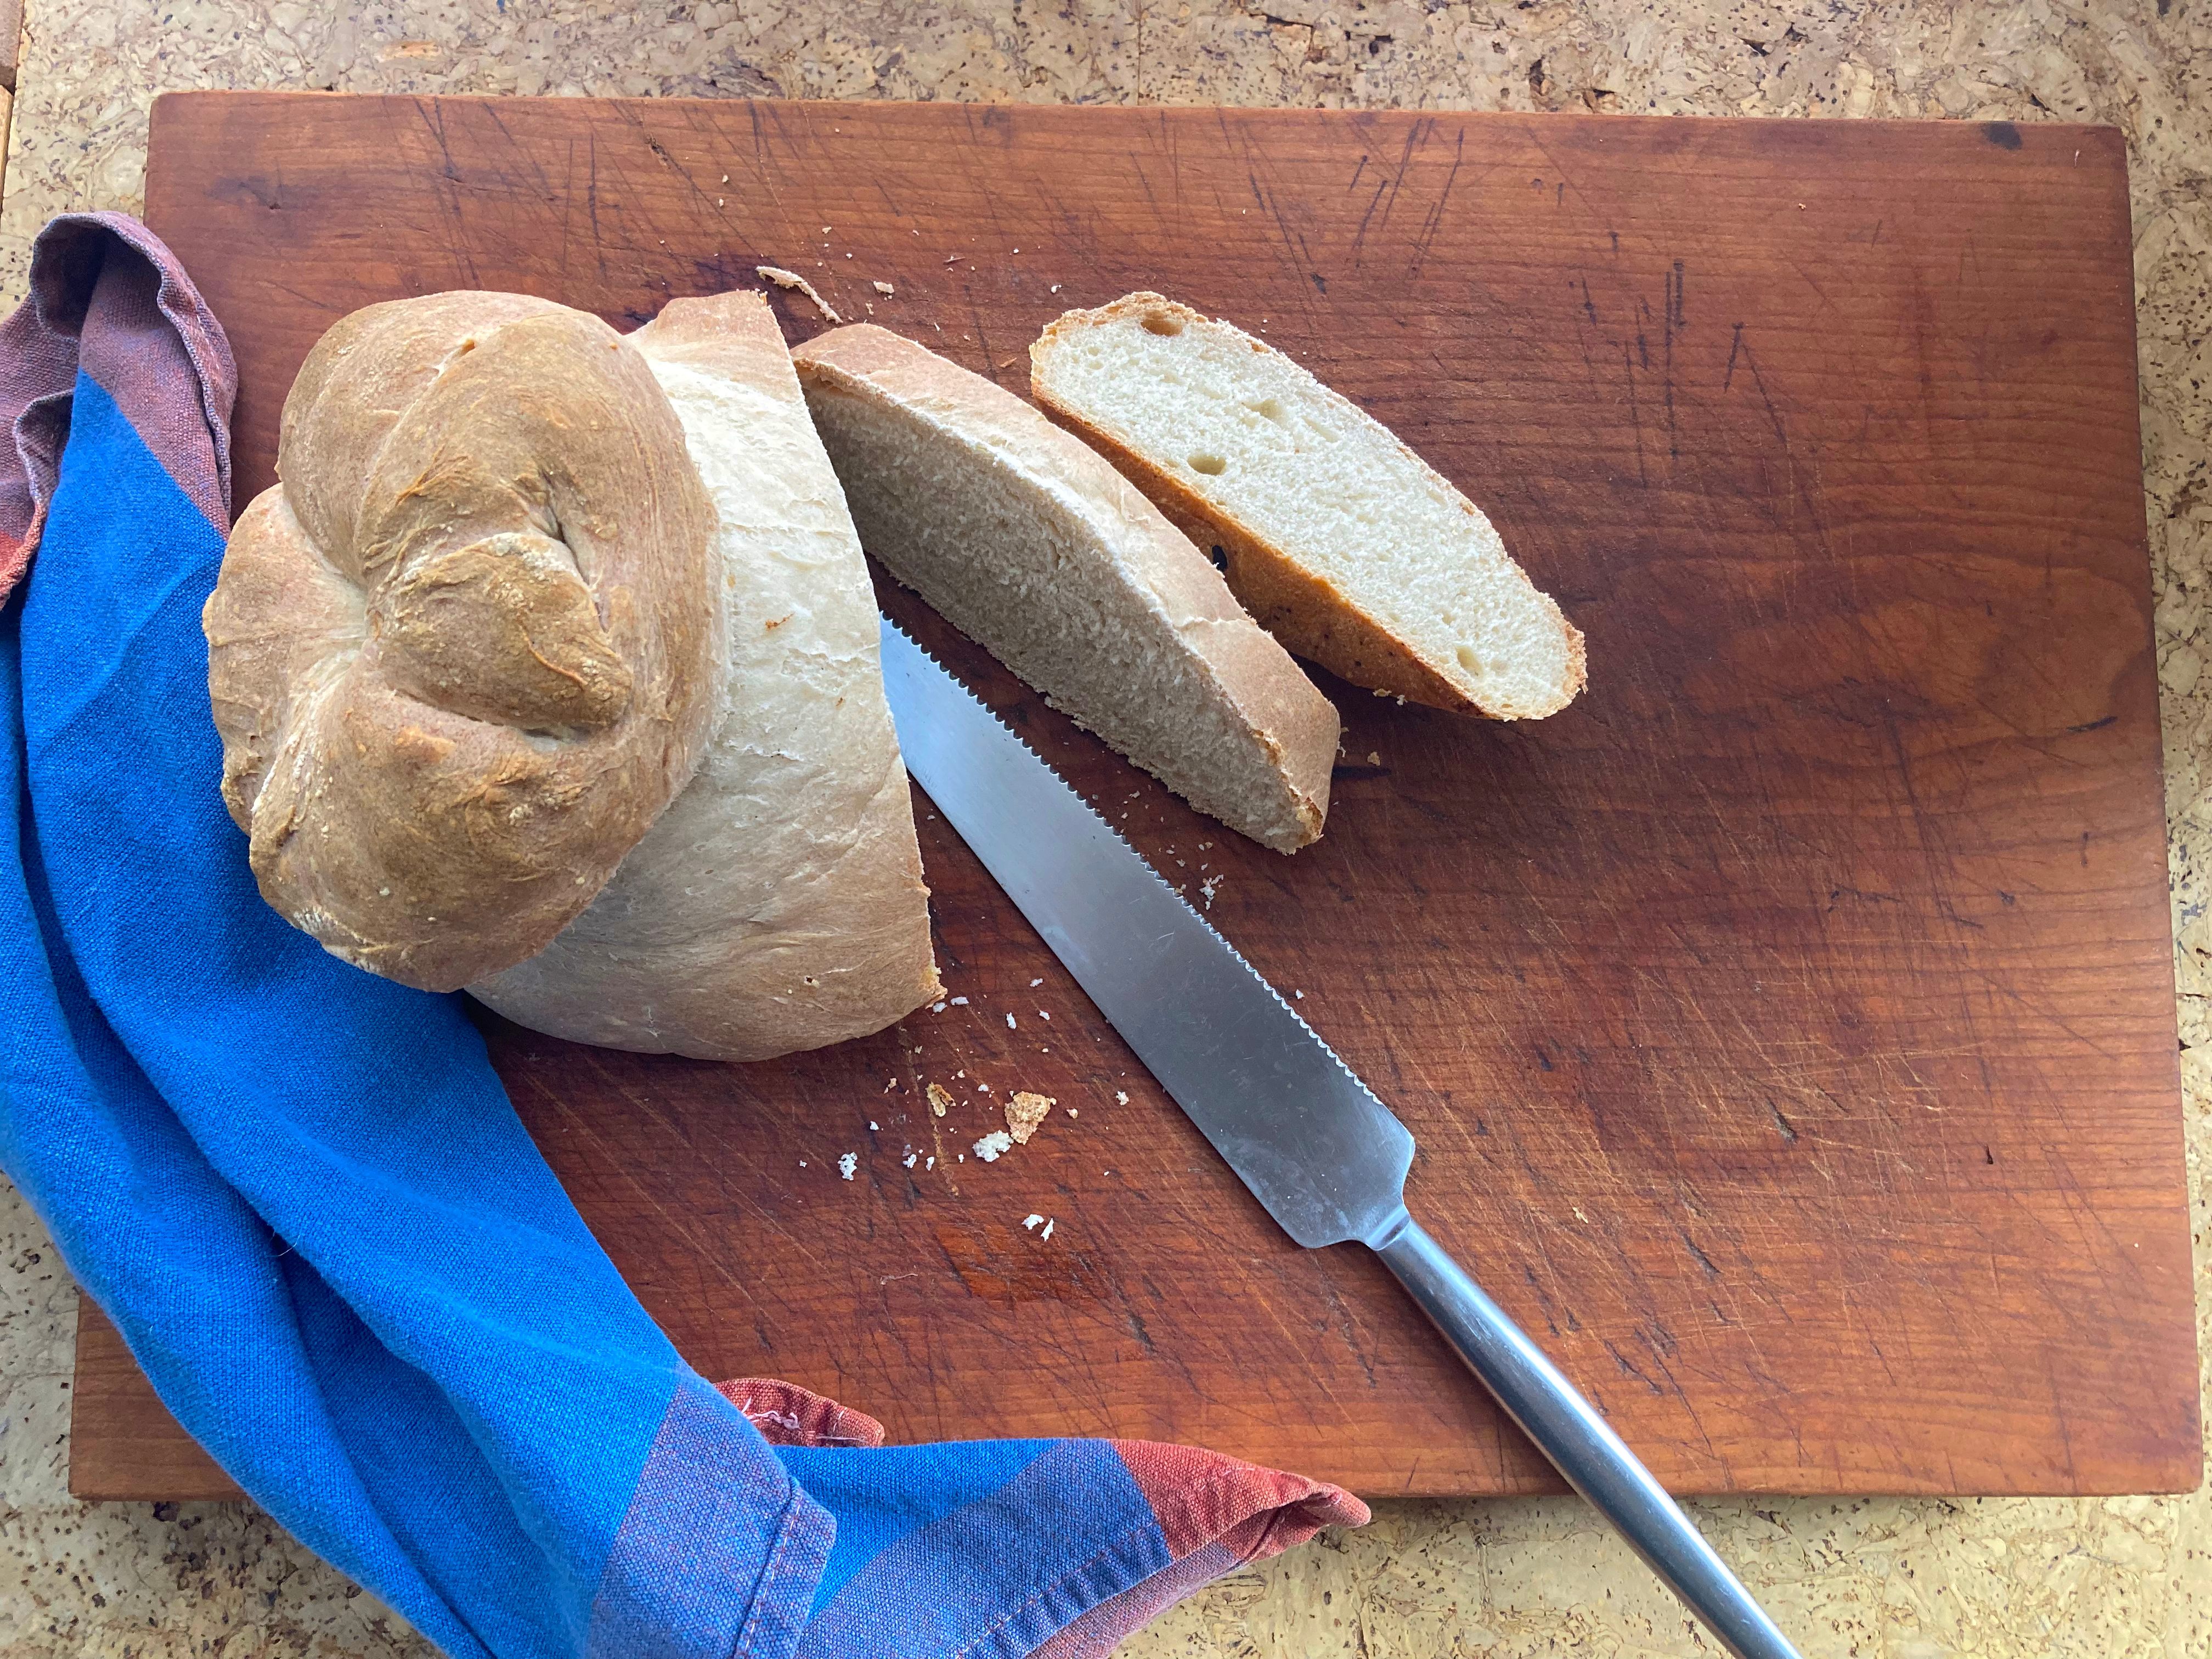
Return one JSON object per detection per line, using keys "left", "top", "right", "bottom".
{"left": 72, "top": 93, "right": 2199, "bottom": 1502}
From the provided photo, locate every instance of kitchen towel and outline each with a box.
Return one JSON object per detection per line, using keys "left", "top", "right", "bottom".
{"left": 0, "top": 212, "right": 1364, "bottom": 1659}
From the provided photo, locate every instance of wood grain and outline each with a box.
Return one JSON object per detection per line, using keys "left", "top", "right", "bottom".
{"left": 80, "top": 93, "right": 2198, "bottom": 1501}
{"left": 72, "top": 1304, "right": 243, "bottom": 1500}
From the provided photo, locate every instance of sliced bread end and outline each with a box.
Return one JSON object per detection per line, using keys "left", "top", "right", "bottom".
{"left": 1031, "top": 292, "right": 1587, "bottom": 721}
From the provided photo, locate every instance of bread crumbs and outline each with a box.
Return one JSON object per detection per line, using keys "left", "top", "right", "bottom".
{"left": 837, "top": 1153, "right": 857, "bottom": 1181}
{"left": 1115, "top": 1090, "right": 1129, "bottom": 1105}
{"left": 1005, "top": 1092, "right": 1055, "bottom": 1144}
{"left": 973, "top": 1130, "right": 1013, "bottom": 1163}
{"left": 927, "top": 1082, "right": 954, "bottom": 1118}
{"left": 754, "top": 266, "right": 841, "bottom": 323}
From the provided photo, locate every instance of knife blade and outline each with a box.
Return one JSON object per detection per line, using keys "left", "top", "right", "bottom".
{"left": 878, "top": 616, "right": 1801, "bottom": 1659}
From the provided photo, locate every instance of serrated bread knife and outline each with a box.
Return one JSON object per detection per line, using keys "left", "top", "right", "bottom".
{"left": 880, "top": 618, "right": 1801, "bottom": 1659}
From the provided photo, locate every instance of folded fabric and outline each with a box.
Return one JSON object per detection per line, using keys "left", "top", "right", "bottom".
{"left": 0, "top": 213, "right": 1365, "bottom": 1659}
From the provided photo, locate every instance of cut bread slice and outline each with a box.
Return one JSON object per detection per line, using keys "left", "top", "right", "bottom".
{"left": 791, "top": 324, "right": 1340, "bottom": 853}
{"left": 470, "top": 292, "right": 941, "bottom": 1059}
{"left": 1031, "top": 292, "right": 1586, "bottom": 720}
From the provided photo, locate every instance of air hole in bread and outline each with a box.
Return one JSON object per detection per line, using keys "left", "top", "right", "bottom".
{"left": 1188, "top": 452, "right": 1228, "bottom": 476}
{"left": 1142, "top": 312, "right": 1184, "bottom": 336}
{"left": 1454, "top": 644, "right": 1487, "bottom": 677}
{"left": 1246, "top": 398, "right": 1286, "bottom": 423}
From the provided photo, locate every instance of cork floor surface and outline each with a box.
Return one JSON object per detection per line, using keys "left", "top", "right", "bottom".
{"left": 1, "top": 4, "right": 2208, "bottom": 1656}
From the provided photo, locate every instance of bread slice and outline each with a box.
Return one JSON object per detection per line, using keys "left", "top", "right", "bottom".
{"left": 791, "top": 324, "right": 1340, "bottom": 854}
{"left": 470, "top": 292, "right": 941, "bottom": 1060}
{"left": 1030, "top": 292, "right": 1586, "bottom": 720}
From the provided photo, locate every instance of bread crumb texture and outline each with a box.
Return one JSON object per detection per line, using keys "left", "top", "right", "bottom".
{"left": 1005, "top": 1091, "right": 1055, "bottom": 1144}
{"left": 1033, "top": 292, "right": 1585, "bottom": 720}
{"left": 790, "top": 323, "right": 1339, "bottom": 852}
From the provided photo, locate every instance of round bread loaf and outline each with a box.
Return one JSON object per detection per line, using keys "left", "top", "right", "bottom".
{"left": 202, "top": 292, "right": 724, "bottom": 991}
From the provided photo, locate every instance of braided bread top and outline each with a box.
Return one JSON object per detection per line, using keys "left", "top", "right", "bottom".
{"left": 204, "top": 292, "right": 724, "bottom": 990}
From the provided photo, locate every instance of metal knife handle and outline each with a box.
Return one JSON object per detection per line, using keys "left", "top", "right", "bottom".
{"left": 1369, "top": 1211, "right": 1802, "bottom": 1659}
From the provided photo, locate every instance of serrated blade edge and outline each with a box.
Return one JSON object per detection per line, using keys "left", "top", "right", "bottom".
{"left": 879, "top": 616, "right": 1414, "bottom": 1248}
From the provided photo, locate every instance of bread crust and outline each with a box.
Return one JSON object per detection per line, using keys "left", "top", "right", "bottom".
{"left": 204, "top": 293, "right": 723, "bottom": 990}
{"left": 1031, "top": 292, "right": 1587, "bottom": 721}
{"left": 793, "top": 323, "right": 1340, "bottom": 852}
{"left": 471, "top": 292, "right": 942, "bottom": 1058}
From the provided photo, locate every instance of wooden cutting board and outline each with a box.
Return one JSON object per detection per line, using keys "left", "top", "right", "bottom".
{"left": 75, "top": 93, "right": 2198, "bottom": 1502}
